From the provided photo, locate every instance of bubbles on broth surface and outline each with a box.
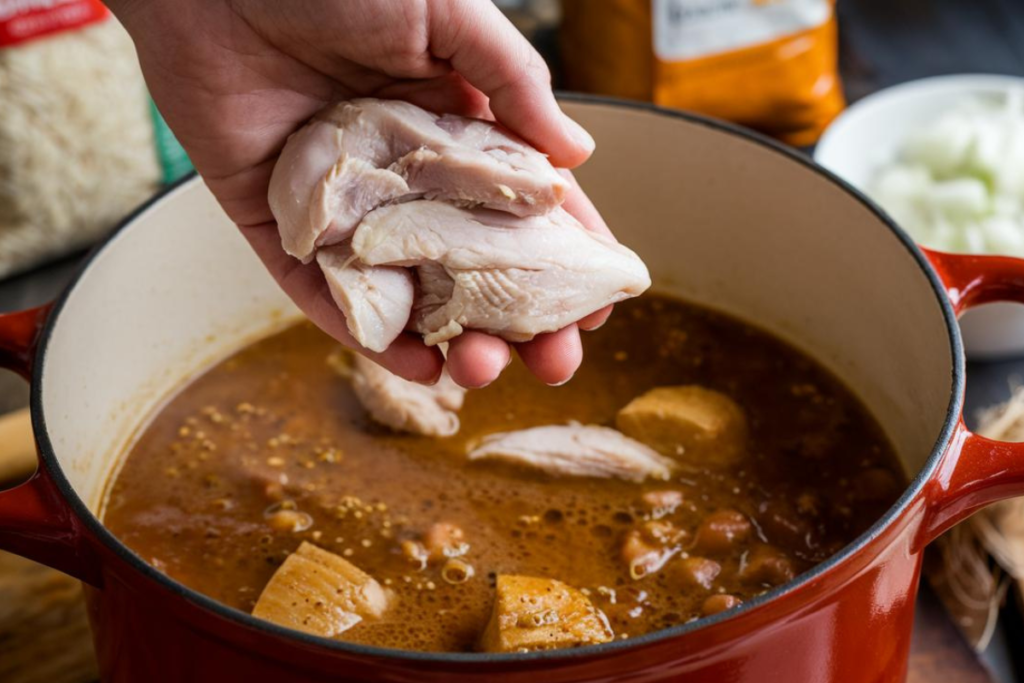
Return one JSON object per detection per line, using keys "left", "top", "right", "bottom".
{"left": 102, "top": 296, "right": 904, "bottom": 652}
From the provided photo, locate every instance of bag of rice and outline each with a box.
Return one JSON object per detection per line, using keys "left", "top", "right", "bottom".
{"left": 0, "top": 0, "right": 192, "bottom": 278}
{"left": 561, "top": 0, "right": 845, "bottom": 146}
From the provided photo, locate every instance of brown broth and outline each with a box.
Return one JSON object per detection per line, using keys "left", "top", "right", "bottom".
{"left": 103, "top": 294, "right": 904, "bottom": 652}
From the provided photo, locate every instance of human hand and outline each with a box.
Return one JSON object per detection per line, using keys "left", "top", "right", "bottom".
{"left": 107, "top": 0, "right": 613, "bottom": 387}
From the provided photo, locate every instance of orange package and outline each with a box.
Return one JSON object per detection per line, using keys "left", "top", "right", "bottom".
{"left": 561, "top": 0, "right": 845, "bottom": 146}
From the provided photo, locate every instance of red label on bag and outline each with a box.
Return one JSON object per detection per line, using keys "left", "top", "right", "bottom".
{"left": 0, "top": 0, "right": 108, "bottom": 48}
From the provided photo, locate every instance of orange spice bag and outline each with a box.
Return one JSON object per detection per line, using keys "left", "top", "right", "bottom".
{"left": 561, "top": 0, "right": 845, "bottom": 146}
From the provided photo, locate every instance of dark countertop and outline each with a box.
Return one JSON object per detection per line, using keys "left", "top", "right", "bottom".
{"left": 839, "top": 0, "right": 1024, "bottom": 102}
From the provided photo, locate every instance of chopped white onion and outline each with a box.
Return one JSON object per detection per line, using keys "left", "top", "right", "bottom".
{"left": 869, "top": 90, "right": 1024, "bottom": 257}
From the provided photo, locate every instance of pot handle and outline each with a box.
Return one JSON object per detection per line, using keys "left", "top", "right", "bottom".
{"left": 0, "top": 305, "right": 101, "bottom": 586}
{"left": 0, "top": 304, "right": 49, "bottom": 380}
{"left": 921, "top": 249, "right": 1024, "bottom": 542}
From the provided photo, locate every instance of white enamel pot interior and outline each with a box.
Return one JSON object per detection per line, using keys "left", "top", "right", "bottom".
{"left": 35, "top": 95, "right": 958, "bottom": 638}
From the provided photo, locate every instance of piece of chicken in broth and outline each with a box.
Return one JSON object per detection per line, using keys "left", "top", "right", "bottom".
{"left": 252, "top": 542, "right": 389, "bottom": 638}
{"left": 468, "top": 424, "right": 676, "bottom": 482}
{"left": 479, "top": 575, "right": 613, "bottom": 653}
{"left": 347, "top": 354, "right": 466, "bottom": 437}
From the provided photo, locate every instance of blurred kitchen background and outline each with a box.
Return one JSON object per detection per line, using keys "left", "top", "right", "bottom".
{"left": 4, "top": 1, "right": 1024, "bottom": 681}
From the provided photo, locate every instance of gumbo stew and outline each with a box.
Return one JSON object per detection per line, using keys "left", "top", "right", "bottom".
{"left": 103, "top": 294, "right": 904, "bottom": 653}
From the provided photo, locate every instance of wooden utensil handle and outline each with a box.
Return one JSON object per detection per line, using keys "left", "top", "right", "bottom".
{"left": 0, "top": 409, "right": 36, "bottom": 484}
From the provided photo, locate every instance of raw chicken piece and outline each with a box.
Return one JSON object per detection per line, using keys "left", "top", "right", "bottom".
{"left": 353, "top": 201, "right": 651, "bottom": 345}
{"left": 479, "top": 575, "right": 613, "bottom": 653}
{"left": 347, "top": 354, "right": 467, "bottom": 437}
{"left": 252, "top": 542, "right": 389, "bottom": 637}
{"left": 268, "top": 99, "right": 569, "bottom": 261}
{"left": 616, "top": 386, "right": 748, "bottom": 466}
{"left": 267, "top": 119, "right": 353, "bottom": 262}
{"left": 317, "top": 243, "right": 414, "bottom": 352}
{"left": 468, "top": 424, "right": 675, "bottom": 482}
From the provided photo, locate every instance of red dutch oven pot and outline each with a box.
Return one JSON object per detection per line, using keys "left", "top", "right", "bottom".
{"left": 3, "top": 97, "right": 1024, "bottom": 682}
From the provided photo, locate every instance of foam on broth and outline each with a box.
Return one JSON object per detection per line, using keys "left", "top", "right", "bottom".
{"left": 102, "top": 294, "right": 903, "bottom": 652}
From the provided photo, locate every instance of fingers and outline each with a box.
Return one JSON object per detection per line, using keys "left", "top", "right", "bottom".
{"left": 558, "top": 170, "right": 615, "bottom": 333}
{"left": 515, "top": 325, "right": 584, "bottom": 386}
{"left": 431, "top": 0, "right": 594, "bottom": 168}
{"left": 376, "top": 72, "right": 491, "bottom": 120}
{"left": 367, "top": 333, "right": 445, "bottom": 384}
{"left": 578, "top": 306, "right": 612, "bottom": 331}
{"left": 446, "top": 331, "right": 512, "bottom": 388}
{"left": 240, "top": 223, "right": 443, "bottom": 383}
{"left": 204, "top": 159, "right": 278, "bottom": 228}
{"left": 242, "top": 221, "right": 600, "bottom": 388}
{"left": 558, "top": 169, "right": 613, "bottom": 238}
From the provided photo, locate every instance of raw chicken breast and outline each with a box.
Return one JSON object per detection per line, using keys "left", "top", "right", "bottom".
{"left": 317, "top": 243, "right": 414, "bottom": 352}
{"left": 268, "top": 99, "right": 569, "bottom": 261}
{"left": 348, "top": 354, "right": 467, "bottom": 437}
{"left": 267, "top": 119, "right": 352, "bottom": 262}
{"left": 352, "top": 202, "right": 651, "bottom": 345}
{"left": 270, "top": 97, "right": 651, "bottom": 354}
{"left": 468, "top": 424, "right": 675, "bottom": 482}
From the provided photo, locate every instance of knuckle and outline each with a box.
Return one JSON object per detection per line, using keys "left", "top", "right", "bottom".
{"left": 509, "top": 48, "right": 551, "bottom": 88}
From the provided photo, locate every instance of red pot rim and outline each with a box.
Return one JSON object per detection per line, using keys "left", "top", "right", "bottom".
{"left": 23, "top": 94, "right": 966, "bottom": 663}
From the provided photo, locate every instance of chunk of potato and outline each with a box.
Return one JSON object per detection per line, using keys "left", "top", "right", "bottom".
{"left": 479, "top": 575, "right": 613, "bottom": 652}
{"left": 616, "top": 386, "right": 747, "bottom": 466}
{"left": 252, "top": 542, "right": 389, "bottom": 637}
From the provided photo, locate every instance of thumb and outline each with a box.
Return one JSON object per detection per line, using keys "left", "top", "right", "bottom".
{"left": 430, "top": 0, "right": 595, "bottom": 168}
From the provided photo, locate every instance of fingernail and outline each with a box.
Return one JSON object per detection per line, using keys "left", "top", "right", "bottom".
{"left": 504, "top": 354, "right": 514, "bottom": 369}
{"left": 415, "top": 368, "right": 444, "bottom": 386}
{"left": 581, "top": 319, "right": 606, "bottom": 332}
{"left": 546, "top": 373, "right": 575, "bottom": 387}
{"left": 562, "top": 114, "right": 595, "bottom": 153}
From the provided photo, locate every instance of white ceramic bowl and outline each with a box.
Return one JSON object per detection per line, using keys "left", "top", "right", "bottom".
{"left": 815, "top": 74, "right": 1024, "bottom": 360}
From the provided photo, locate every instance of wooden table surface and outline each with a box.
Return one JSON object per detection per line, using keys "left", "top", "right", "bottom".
{"left": 909, "top": 584, "right": 994, "bottom": 683}
{"left": 3, "top": 0, "right": 1024, "bottom": 680}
